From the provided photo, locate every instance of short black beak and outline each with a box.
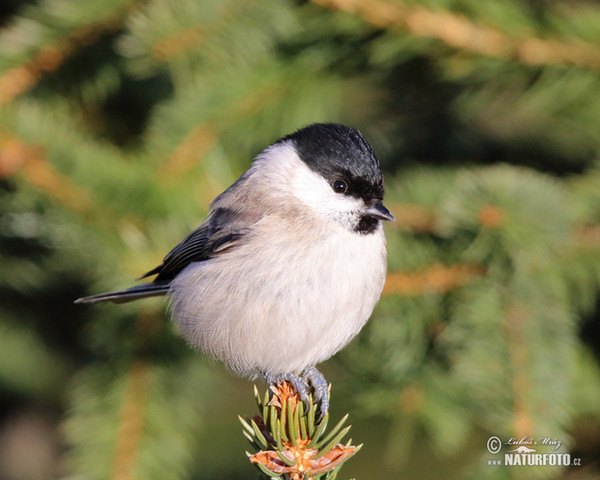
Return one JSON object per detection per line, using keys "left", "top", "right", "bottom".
{"left": 366, "top": 201, "right": 395, "bottom": 222}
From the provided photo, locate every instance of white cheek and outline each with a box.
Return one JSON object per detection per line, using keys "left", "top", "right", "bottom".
{"left": 291, "top": 162, "right": 364, "bottom": 223}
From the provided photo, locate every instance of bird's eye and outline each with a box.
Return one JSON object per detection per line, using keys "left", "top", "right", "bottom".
{"left": 332, "top": 180, "right": 348, "bottom": 194}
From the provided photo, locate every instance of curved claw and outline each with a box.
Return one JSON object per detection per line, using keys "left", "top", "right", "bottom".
{"left": 263, "top": 371, "right": 311, "bottom": 405}
{"left": 303, "top": 367, "right": 329, "bottom": 417}
{"left": 262, "top": 368, "right": 330, "bottom": 417}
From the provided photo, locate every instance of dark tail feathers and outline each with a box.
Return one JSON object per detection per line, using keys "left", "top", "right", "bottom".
{"left": 75, "top": 283, "right": 170, "bottom": 304}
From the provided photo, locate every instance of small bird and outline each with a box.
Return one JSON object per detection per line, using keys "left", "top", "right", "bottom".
{"left": 76, "top": 123, "right": 394, "bottom": 415}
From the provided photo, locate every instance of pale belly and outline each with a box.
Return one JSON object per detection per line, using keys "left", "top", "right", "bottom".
{"left": 169, "top": 223, "right": 387, "bottom": 377}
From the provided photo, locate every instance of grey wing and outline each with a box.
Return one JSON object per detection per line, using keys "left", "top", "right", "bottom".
{"left": 75, "top": 207, "right": 258, "bottom": 305}
{"left": 140, "top": 207, "right": 258, "bottom": 283}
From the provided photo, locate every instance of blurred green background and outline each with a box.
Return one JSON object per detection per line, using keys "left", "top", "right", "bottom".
{"left": 1, "top": 0, "right": 600, "bottom": 479}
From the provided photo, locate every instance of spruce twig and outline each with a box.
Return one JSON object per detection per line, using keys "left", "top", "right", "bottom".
{"left": 240, "top": 382, "right": 360, "bottom": 480}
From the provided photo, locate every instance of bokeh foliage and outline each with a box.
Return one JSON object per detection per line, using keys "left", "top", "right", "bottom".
{"left": 1, "top": 0, "right": 600, "bottom": 479}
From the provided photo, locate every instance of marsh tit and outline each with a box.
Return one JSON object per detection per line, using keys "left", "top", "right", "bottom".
{"left": 76, "top": 123, "right": 394, "bottom": 414}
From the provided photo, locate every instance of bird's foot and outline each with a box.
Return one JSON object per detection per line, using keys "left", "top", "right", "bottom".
{"left": 303, "top": 367, "right": 329, "bottom": 417}
{"left": 263, "top": 367, "right": 329, "bottom": 417}
{"left": 263, "top": 371, "right": 311, "bottom": 406}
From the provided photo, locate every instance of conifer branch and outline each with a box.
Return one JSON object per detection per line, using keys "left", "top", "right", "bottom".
{"left": 503, "top": 303, "right": 534, "bottom": 439}
{"left": 158, "top": 123, "right": 219, "bottom": 183}
{"left": 312, "top": 0, "right": 600, "bottom": 69}
{"left": 383, "top": 263, "right": 484, "bottom": 297}
{"left": 241, "top": 382, "right": 361, "bottom": 480}
{"left": 387, "top": 202, "right": 438, "bottom": 233}
{"left": 157, "top": 77, "right": 287, "bottom": 183}
{"left": 574, "top": 225, "right": 600, "bottom": 249}
{"left": 111, "top": 361, "right": 152, "bottom": 480}
{"left": 387, "top": 202, "right": 505, "bottom": 234}
{"left": 0, "top": 128, "right": 94, "bottom": 212}
{"left": 0, "top": 0, "right": 143, "bottom": 107}
{"left": 151, "top": 0, "right": 256, "bottom": 61}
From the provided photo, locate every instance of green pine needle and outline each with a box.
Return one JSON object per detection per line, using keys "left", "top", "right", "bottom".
{"left": 241, "top": 383, "right": 361, "bottom": 480}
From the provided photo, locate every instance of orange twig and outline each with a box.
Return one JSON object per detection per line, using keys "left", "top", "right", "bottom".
{"left": 387, "top": 202, "right": 438, "bottom": 233}
{"left": 0, "top": 129, "right": 94, "bottom": 212}
{"left": 478, "top": 205, "right": 505, "bottom": 229}
{"left": 111, "top": 361, "right": 152, "bottom": 480}
{"left": 312, "top": 0, "right": 600, "bottom": 69}
{"left": 158, "top": 123, "right": 218, "bottom": 181}
{"left": 574, "top": 225, "right": 600, "bottom": 249}
{"left": 399, "top": 384, "right": 424, "bottom": 415}
{"left": 0, "top": 0, "right": 141, "bottom": 107}
{"left": 152, "top": 0, "right": 255, "bottom": 61}
{"left": 503, "top": 303, "right": 534, "bottom": 439}
{"left": 383, "top": 263, "right": 483, "bottom": 297}
{"left": 159, "top": 78, "right": 286, "bottom": 182}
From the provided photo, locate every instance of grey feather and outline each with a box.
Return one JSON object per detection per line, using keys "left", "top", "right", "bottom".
{"left": 74, "top": 283, "right": 170, "bottom": 304}
{"left": 76, "top": 207, "right": 260, "bottom": 305}
{"left": 139, "top": 207, "right": 259, "bottom": 283}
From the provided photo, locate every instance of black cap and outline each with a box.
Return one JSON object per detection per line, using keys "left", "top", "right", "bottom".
{"left": 281, "top": 123, "right": 384, "bottom": 201}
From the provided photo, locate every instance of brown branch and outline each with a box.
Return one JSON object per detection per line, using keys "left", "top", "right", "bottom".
{"left": 574, "top": 224, "right": 600, "bottom": 249}
{"left": 110, "top": 361, "right": 152, "bottom": 480}
{"left": 398, "top": 384, "right": 424, "bottom": 415}
{"left": 158, "top": 123, "right": 219, "bottom": 182}
{"left": 312, "top": 0, "right": 600, "bottom": 69}
{"left": 0, "top": 129, "right": 94, "bottom": 213}
{"left": 152, "top": 0, "right": 255, "bottom": 61}
{"left": 386, "top": 203, "right": 506, "bottom": 233}
{"left": 503, "top": 303, "right": 534, "bottom": 439}
{"left": 387, "top": 202, "right": 438, "bottom": 233}
{"left": 383, "top": 263, "right": 484, "bottom": 297}
{"left": 0, "top": 0, "right": 143, "bottom": 107}
{"left": 478, "top": 205, "right": 505, "bottom": 229}
{"left": 158, "top": 78, "right": 287, "bottom": 183}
